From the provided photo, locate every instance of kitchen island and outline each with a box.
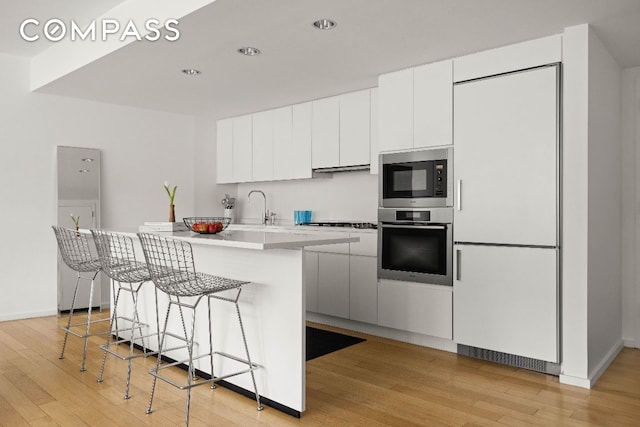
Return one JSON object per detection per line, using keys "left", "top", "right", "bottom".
{"left": 95, "top": 227, "right": 358, "bottom": 417}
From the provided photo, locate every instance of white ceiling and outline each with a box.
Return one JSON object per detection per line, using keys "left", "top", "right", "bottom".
{"left": 3, "top": 0, "right": 640, "bottom": 119}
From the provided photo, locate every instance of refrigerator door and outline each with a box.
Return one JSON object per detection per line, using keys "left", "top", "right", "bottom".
{"left": 454, "top": 244, "right": 558, "bottom": 363}
{"left": 453, "top": 65, "right": 558, "bottom": 247}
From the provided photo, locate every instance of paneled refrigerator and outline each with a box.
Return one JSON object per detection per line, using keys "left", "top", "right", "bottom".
{"left": 453, "top": 64, "right": 560, "bottom": 370}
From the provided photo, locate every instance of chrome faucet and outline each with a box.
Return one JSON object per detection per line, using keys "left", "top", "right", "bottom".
{"left": 248, "top": 190, "right": 269, "bottom": 225}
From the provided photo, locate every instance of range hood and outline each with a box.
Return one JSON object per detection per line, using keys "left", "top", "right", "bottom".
{"left": 312, "top": 164, "right": 370, "bottom": 174}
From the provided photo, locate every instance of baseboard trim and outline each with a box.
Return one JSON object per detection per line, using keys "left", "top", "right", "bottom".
{"left": 306, "top": 312, "right": 457, "bottom": 353}
{"left": 559, "top": 339, "right": 624, "bottom": 389}
{"left": 623, "top": 338, "right": 637, "bottom": 348}
{"left": 0, "top": 309, "right": 58, "bottom": 322}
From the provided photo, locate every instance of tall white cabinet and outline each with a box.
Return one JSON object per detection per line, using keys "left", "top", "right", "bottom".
{"left": 453, "top": 64, "right": 560, "bottom": 364}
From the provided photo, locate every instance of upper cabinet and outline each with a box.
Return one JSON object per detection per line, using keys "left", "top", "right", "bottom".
{"left": 216, "top": 118, "right": 233, "bottom": 184}
{"left": 232, "top": 114, "right": 253, "bottom": 183}
{"left": 339, "top": 89, "right": 371, "bottom": 167}
{"left": 311, "top": 96, "right": 340, "bottom": 169}
{"left": 252, "top": 109, "right": 274, "bottom": 182}
{"left": 377, "top": 59, "right": 453, "bottom": 156}
{"left": 216, "top": 88, "right": 375, "bottom": 184}
{"left": 369, "top": 88, "right": 379, "bottom": 174}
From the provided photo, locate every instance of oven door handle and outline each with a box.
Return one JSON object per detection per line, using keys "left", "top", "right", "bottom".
{"left": 380, "top": 223, "right": 448, "bottom": 230}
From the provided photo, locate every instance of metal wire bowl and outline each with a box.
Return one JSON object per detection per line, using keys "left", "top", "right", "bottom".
{"left": 183, "top": 217, "right": 231, "bottom": 234}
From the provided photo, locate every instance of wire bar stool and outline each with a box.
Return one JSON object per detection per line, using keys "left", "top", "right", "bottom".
{"left": 52, "top": 226, "right": 110, "bottom": 372}
{"left": 91, "top": 230, "right": 161, "bottom": 399}
{"left": 137, "top": 232, "right": 262, "bottom": 426}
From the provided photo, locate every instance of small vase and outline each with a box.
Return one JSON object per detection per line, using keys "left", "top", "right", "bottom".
{"left": 169, "top": 204, "right": 176, "bottom": 222}
{"left": 75, "top": 226, "right": 80, "bottom": 237}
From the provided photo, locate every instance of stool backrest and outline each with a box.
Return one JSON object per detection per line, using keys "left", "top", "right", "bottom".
{"left": 137, "top": 232, "right": 197, "bottom": 295}
{"left": 91, "top": 230, "right": 140, "bottom": 279}
{"left": 52, "top": 225, "right": 98, "bottom": 272}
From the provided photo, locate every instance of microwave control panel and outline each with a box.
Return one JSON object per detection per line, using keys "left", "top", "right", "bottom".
{"left": 434, "top": 160, "right": 447, "bottom": 196}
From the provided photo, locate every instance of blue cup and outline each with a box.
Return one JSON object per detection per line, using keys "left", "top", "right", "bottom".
{"left": 294, "top": 210, "right": 312, "bottom": 224}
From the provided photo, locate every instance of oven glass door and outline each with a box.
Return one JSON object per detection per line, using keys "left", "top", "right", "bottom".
{"left": 382, "top": 161, "right": 434, "bottom": 199}
{"left": 378, "top": 223, "right": 452, "bottom": 285}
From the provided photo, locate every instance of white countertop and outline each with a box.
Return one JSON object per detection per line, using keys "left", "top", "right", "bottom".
{"left": 86, "top": 227, "right": 359, "bottom": 250}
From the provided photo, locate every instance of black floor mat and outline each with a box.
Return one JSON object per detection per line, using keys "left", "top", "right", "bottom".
{"left": 306, "top": 326, "right": 366, "bottom": 361}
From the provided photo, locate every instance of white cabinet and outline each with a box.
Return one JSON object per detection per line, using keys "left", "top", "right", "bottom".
{"left": 378, "top": 67, "right": 413, "bottom": 152}
{"left": 378, "top": 280, "right": 452, "bottom": 339}
{"left": 369, "top": 88, "right": 379, "bottom": 174}
{"left": 305, "top": 251, "right": 319, "bottom": 312}
{"left": 291, "top": 102, "right": 313, "bottom": 179}
{"left": 453, "top": 245, "right": 558, "bottom": 362}
{"left": 311, "top": 96, "right": 340, "bottom": 169}
{"left": 273, "top": 106, "right": 294, "bottom": 180}
{"left": 377, "top": 60, "right": 453, "bottom": 154}
{"left": 252, "top": 109, "right": 274, "bottom": 182}
{"left": 349, "top": 255, "right": 377, "bottom": 324}
{"left": 413, "top": 60, "right": 453, "bottom": 148}
{"left": 453, "top": 65, "right": 558, "bottom": 246}
{"left": 216, "top": 118, "right": 233, "bottom": 184}
{"left": 317, "top": 253, "right": 350, "bottom": 318}
{"left": 339, "top": 89, "right": 370, "bottom": 166}
{"left": 232, "top": 114, "right": 253, "bottom": 183}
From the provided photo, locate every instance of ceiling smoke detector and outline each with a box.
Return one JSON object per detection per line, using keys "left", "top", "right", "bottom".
{"left": 181, "top": 68, "right": 201, "bottom": 76}
{"left": 237, "top": 47, "right": 261, "bottom": 56}
{"left": 313, "top": 19, "right": 337, "bottom": 30}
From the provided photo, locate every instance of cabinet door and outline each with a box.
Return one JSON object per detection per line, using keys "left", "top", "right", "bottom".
{"left": 339, "top": 89, "right": 370, "bottom": 167}
{"left": 291, "top": 102, "right": 312, "bottom": 179}
{"left": 454, "top": 65, "right": 558, "bottom": 246}
{"left": 252, "top": 110, "right": 274, "bottom": 182}
{"left": 369, "top": 88, "right": 379, "bottom": 174}
{"left": 273, "top": 106, "right": 293, "bottom": 180}
{"left": 378, "top": 68, "right": 413, "bottom": 152}
{"left": 413, "top": 60, "right": 453, "bottom": 148}
{"left": 216, "top": 118, "right": 233, "bottom": 184}
{"left": 232, "top": 114, "right": 253, "bottom": 183}
{"left": 305, "top": 251, "right": 319, "bottom": 313}
{"left": 311, "top": 96, "right": 340, "bottom": 169}
{"left": 378, "top": 280, "right": 452, "bottom": 339}
{"left": 453, "top": 244, "right": 558, "bottom": 363}
{"left": 317, "top": 253, "right": 349, "bottom": 318}
{"left": 349, "top": 256, "right": 377, "bottom": 324}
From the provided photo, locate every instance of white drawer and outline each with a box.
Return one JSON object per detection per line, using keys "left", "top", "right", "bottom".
{"left": 349, "top": 232, "right": 377, "bottom": 257}
{"left": 307, "top": 241, "right": 350, "bottom": 254}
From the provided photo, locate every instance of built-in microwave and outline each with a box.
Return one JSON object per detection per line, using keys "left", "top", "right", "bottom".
{"left": 379, "top": 147, "right": 453, "bottom": 208}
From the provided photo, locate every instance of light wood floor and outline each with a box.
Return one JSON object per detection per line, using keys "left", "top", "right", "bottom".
{"left": 0, "top": 312, "right": 639, "bottom": 426}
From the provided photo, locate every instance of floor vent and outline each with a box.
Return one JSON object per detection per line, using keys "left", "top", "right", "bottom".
{"left": 457, "top": 344, "right": 560, "bottom": 375}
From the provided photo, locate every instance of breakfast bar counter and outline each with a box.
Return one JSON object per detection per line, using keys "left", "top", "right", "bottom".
{"left": 92, "top": 227, "right": 358, "bottom": 417}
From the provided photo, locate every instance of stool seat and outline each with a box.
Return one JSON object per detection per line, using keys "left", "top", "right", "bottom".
{"left": 154, "top": 270, "right": 248, "bottom": 297}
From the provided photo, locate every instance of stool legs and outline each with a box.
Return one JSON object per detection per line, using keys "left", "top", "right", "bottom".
{"left": 59, "top": 270, "right": 100, "bottom": 372}
{"left": 233, "top": 298, "right": 263, "bottom": 411}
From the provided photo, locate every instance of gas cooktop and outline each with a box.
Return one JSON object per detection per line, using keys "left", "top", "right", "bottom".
{"left": 300, "top": 222, "right": 377, "bottom": 230}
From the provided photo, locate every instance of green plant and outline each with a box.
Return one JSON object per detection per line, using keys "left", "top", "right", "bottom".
{"left": 70, "top": 213, "right": 80, "bottom": 229}
{"left": 164, "top": 181, "right": 177, "bottom": 205}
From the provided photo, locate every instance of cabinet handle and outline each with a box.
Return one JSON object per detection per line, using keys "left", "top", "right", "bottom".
{"left": 457, "top": 180, "right": 462, "bottom": 211}
{"left": 456, "top": 249, "right": 461, "bottom": 281}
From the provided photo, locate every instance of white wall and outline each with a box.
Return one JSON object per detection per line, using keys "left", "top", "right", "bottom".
{"left": 561, "top": 24, "right": 624, "bottom": 387}
{"left": 235, "top": 171, "right": 378, "bottom": 224}
{"left": 621, "top": 66, "right": 640, "bottom": 348}
{"left": 561, "top": 24, "right": 590, "bottom": 383}
{"left": 586, "top": 28, "right": 623, "bottom": 376}
{"left": 0, "top": 52, "right": 197, "bottom": 321}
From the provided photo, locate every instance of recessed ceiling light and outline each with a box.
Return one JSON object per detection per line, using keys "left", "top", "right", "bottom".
{"left": 81, "top": 158, "right": 94, "bottom": 162}
{"left": 237, "top": 47, "right": 261, "bottom": 56}
{"left": 313, "top": 19, "right": 337, "bottom": 30}
{"left": 181, "top": 68, "right": 201, "bottom": 76}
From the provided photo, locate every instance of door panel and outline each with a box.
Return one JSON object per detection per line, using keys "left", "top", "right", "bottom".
{"left": 453, "top": 244, "right": 558, "bottom": 362}
{"left": 454, "top": 66, "right": 558, "bottom": 246}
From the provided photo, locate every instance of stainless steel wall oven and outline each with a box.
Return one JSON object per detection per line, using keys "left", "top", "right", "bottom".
{"left": 377, "top": 207, "right": 453, "bottom": 285}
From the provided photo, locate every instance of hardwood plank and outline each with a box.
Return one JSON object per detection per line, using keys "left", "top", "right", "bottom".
{"left": 1, "top": 313, "right": 640, "bottom": 426}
